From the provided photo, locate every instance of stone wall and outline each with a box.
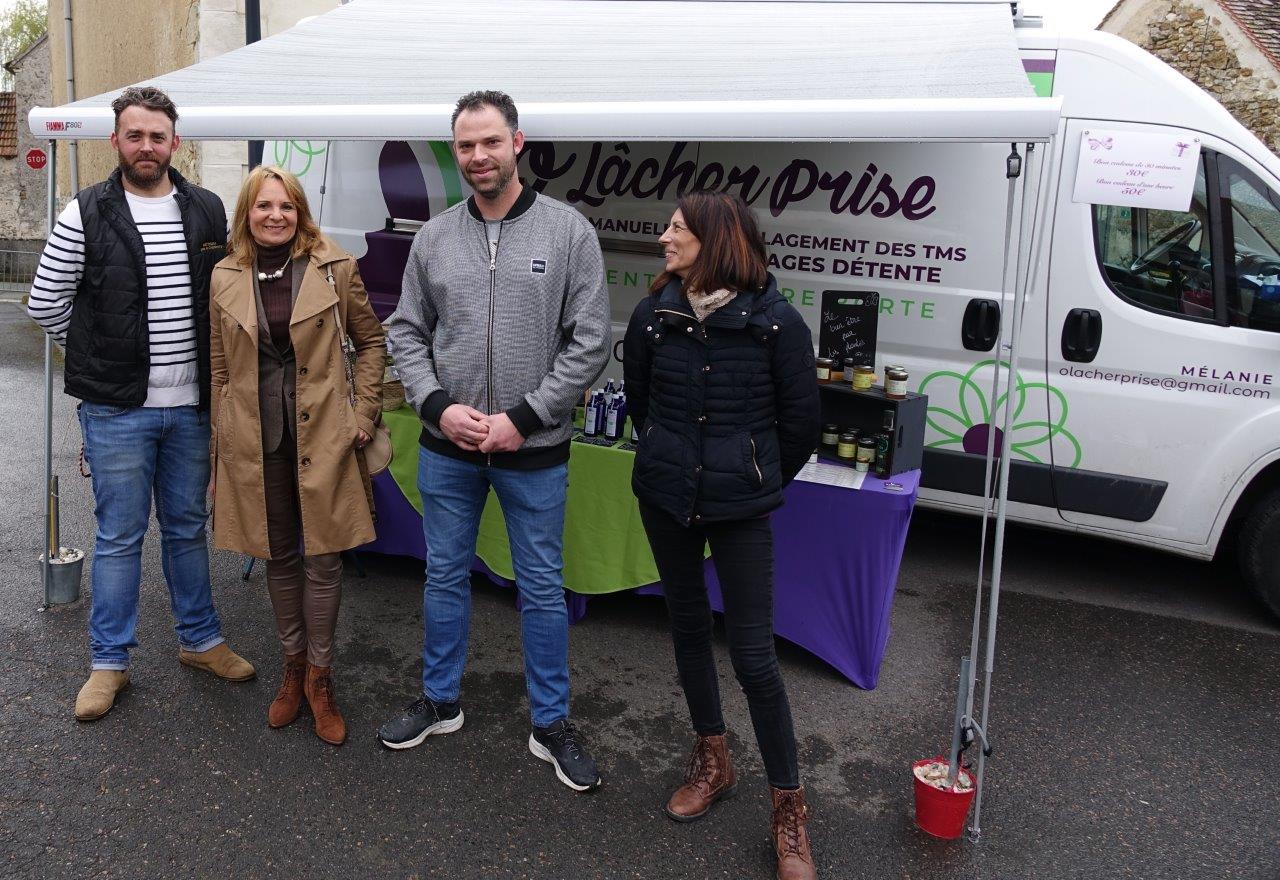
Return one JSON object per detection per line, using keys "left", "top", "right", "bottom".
{"left": 0, "top": 36, "right": 52, "bottom": 241}
{"left": 46, "top": 0, "right": 201, "bottom": 201}
{"left": 197, "top": 0, "right": 339, "bottom": 213}
{"left": 42, "top": 0, "right": 340, "bottom": 218}
{"left": 264, "top": 0, "right": 340, "bottom": 37}
{"left": 198, "top": 0, "right": 252, "bottom": 215}
{"left": 1105, "top": 0, "right": 1280, "bottom": 155}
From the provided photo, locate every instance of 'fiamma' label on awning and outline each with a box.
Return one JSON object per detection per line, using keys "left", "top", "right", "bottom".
{"left": 44, "top": 121, "right": 83, "bottom": 131}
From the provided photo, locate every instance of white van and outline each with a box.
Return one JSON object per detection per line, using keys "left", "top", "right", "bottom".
{"left": 284, "top": 26, "right": 1280, "bottom": 616}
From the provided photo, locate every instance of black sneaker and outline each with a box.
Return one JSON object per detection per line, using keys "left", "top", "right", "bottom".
{"left": 529, "top": 719, "right": 602, "bottom": 791}
{"left": 377, "top": 696, "right": 464, "bottom": 750}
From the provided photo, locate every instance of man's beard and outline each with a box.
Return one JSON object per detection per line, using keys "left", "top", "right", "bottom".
{"left": 119, "top": 153, "right": 170, "bottom": 189}
{"left": 463, "top": 158, "right": 516, "bottom": 199}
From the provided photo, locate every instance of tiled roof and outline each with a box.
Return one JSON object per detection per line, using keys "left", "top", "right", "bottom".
{"left": 1218, "top": 0, "right": 1280, "bottom": 70}
{"left": 0, "top": 92, "right": 17, "bottom": 159}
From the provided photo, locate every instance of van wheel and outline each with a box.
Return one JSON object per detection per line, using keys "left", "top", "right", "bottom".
{"left": 1237, "top": 488, "right": 1280, "bottom": 620}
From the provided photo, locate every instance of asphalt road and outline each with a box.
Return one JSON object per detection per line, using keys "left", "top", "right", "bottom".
{"left": 0, "top": 300, "right": 1276, "bottom": 880}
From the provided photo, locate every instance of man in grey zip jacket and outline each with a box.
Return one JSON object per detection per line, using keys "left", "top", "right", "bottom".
{"left": 380, "top": 91, "right": 610, "bottom": 792}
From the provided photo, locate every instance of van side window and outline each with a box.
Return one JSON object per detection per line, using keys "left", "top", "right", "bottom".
{"left": 1092, "top": 159, "right": 1215, "bottom": 320}
{"left": 1219, "top": 157, "right": 1280, "bottom": 333}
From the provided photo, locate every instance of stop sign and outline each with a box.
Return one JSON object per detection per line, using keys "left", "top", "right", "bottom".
{"left": 26, "top": 149, "right": 47, "bottom": 170}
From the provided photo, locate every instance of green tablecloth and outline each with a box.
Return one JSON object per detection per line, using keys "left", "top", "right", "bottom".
{"left": 383, "top": 406, "right": 668, "bottom": 594}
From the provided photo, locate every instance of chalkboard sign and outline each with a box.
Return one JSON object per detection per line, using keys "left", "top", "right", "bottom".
{"left": 819, "top": 290, "right": 879, "bottom": 368}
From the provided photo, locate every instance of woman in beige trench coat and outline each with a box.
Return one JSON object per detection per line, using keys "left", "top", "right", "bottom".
{"left": 210, "top": 165, "right": 385, "bottom": 746}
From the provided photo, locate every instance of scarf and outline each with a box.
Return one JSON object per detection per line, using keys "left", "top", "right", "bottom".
{"left": 685, "top": 287, "right": 736, "bottom": 322}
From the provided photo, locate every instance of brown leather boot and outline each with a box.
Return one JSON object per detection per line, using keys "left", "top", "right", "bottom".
{"left": 770, "top": 785, "right": 817, "bottom": 880}
{"left": 664, "top": 733, "right": 737, "bottom": 822}
{"left": 304, "top": 664, "right": 346, "bottom": 746}
{"left": 267, "top": 652, "right": 307, "bottom": 728}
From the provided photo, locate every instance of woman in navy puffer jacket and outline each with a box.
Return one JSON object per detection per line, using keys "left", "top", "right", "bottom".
{"left": 623, "top": 191, "right": 820, "bottom": 880}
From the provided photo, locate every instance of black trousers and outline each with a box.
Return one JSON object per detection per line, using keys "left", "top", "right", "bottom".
{"left": 639, "top": 502, "right": 800, "bottom": 789}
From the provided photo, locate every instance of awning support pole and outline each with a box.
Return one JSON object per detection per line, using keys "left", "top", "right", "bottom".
{"left": 963, "top": 144, "right": 1027, "bottom": 734}
{"left": 41, "top": 139, "right": 58, "bottom": 609}
{"left": 968, "top": 142, "right": 1046, "bottom": 842}
{"left": 946, "top": 656, "right": 972, "bottom": 788}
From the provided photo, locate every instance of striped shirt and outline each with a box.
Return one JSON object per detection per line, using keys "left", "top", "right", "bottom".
{"left": 27, "top": 190, "right": 199, "bottom": 408}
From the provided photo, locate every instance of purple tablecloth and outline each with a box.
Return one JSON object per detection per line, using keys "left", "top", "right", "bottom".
{"left": 362, "top": 466, "right": 918, "bottom": 689}
{"left": 636, "top": 473, "right": 917, "bottom": 688}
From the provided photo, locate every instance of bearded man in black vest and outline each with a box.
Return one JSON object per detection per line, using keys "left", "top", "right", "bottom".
{"left": 28, "top": 87, "right": 255, "bottom": 721}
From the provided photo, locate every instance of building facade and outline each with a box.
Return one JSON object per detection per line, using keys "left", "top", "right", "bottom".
{"left": 1, "top": 33, "right": 51, "bottom": 242}
{"left": 44, "top": 0, "right": 341, "bottom": 214}
{"left": 1102, "top": 0, "right": 1280, "bottom": 155}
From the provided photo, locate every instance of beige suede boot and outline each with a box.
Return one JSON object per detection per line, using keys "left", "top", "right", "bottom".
{"left": 75, "top": 670, "right": 130, "bottom": 721}
{"left": 178, "top": 643, "right": 256, "bottom": 681}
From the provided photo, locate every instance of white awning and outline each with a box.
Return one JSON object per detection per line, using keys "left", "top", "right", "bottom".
{"left": 29, "top": 0, "right": 1061, "bottom": 142}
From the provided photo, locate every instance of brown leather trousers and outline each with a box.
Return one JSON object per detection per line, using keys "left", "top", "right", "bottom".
{"left": 263, "top": 430, "right": 342, "bottom": 667}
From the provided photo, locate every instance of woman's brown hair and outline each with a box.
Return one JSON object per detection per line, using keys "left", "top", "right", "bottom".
{"left": 227, "top": 165, "right": 322, "bottom": 267}
{"left": 650, "top": 190, "right": 768, "bottom": 296}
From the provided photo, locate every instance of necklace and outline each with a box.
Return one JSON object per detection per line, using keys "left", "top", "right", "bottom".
{"left": 257, "top": 259, "right": 289, "bottom": 282}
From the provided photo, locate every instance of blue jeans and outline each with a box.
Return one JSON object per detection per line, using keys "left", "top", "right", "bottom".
{"left": 78, "top": 403, "right": 224, "bottom": 670}
{"left": 417, "top": 447, "right": 570, "bottom": 727}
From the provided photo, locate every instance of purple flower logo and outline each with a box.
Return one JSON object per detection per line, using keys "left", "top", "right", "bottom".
{"left": 918, "top": 360, "right": 1083, "bottom": 467}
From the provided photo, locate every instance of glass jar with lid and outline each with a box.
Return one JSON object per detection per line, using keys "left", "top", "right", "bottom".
{"left": 852, "top": 365, "right": 875, "bottom": 391}
{"left": 837, "top": 432, "right": 858, "bottom": 459}
{"left": 885, "top": 366, "right": 909, "bottom": 399}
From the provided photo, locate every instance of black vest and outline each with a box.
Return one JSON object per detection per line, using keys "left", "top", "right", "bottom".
{"left": 63, "top": 167, "right": 226, "bottom": 408}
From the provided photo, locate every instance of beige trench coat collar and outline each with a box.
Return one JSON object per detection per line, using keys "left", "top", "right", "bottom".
{"left": 213, "top": 238, "right": 350, "bottom": 338}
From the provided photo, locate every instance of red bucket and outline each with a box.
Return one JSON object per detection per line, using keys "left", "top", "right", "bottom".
{"left": 912, "top": 757, "right": 976, "bottom": 839}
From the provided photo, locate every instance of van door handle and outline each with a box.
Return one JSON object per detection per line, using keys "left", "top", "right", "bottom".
{"left": 1061, "top": 308, "right": 1102, "bottom": 363}
{"left": 962, "top": 298, "right": 1001, "bottom": 351}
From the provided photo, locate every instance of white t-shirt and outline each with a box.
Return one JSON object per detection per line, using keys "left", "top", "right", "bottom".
{"left": 486, "top": 220, "right": 502, "bottom": 261}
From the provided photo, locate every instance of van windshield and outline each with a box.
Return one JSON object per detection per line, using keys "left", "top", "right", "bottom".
{"left": 1223, "top": 161, "right": 1280, "bottom": 331}
{"left": 1227, "top": 175, "right": 1280, "bottom": 260}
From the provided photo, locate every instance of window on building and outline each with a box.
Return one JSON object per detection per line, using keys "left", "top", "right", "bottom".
{"left": 1092, "top": 158, "right": 1215, "bottom": 321}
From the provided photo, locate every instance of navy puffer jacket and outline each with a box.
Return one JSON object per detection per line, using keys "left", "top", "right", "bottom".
{"left": 623, "top": 274, "right": 820, "bottom": 525}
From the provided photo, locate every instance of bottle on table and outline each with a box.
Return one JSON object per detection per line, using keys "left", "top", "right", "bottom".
{"left": 584, "top": 389, "right": 602, "bottom": 437}
{"left": 874, "top": 409, "right": 897, "bottom": 476}
{"left": 605, "top": 393, "right": 627, "bottom": 441}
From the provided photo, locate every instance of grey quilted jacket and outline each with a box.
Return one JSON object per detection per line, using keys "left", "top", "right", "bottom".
{"left": 387, "top": 186, "right": 610, "bottom": 468}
